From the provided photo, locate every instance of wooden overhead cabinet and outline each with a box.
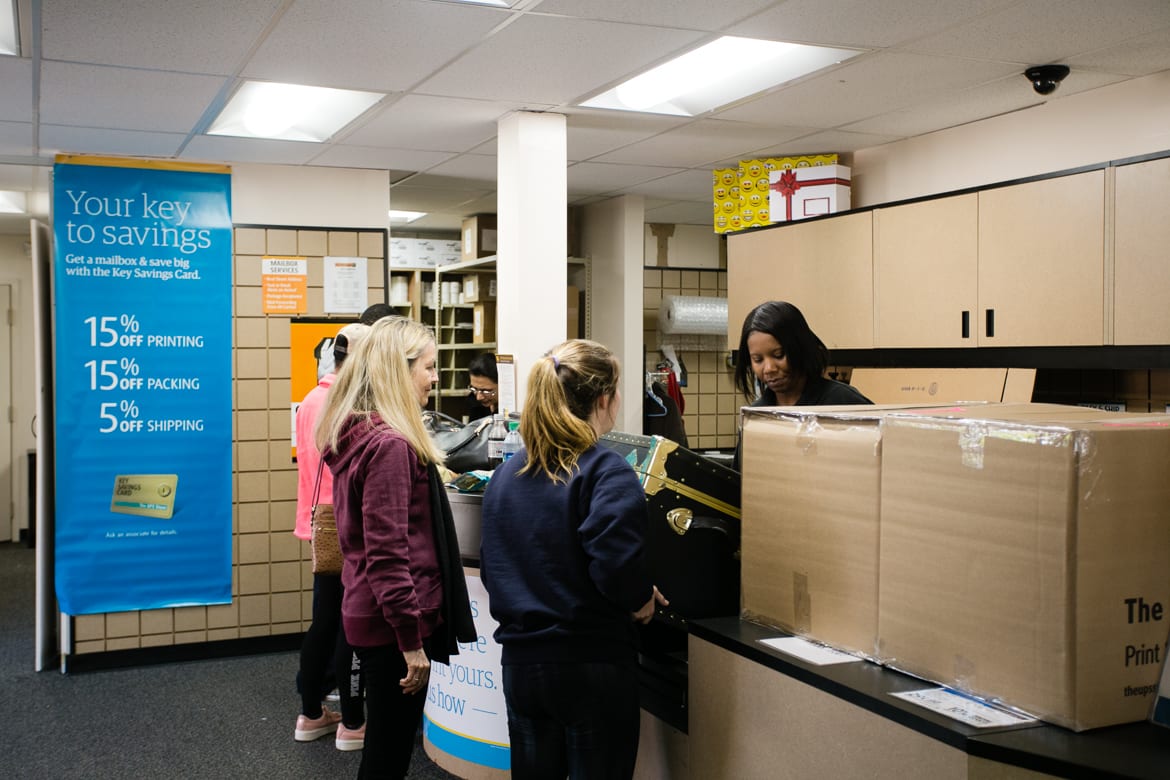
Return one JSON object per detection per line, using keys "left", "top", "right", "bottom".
{"left": 727, "top": 211, "right": 874, "bottom": 350}
{"left": 976, "top": 170, "right": 1106, "bottom": 347}
{"left": 1114, "top": 156, "right": 1170, "bottom": 345}
{"left": 875, "top": 194, "right": 978, "bottom": 348}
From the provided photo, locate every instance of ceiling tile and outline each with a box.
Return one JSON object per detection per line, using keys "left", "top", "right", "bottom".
{"left": 415, "top": 15, "right": 704, "bottom": 104}
{"left": 309, "top": 144, "right": 455, "bottom": 171}
{"left": 727, "top": 0, "right": 1017, "bottom": 48}
{"left": 425, "top": 153, "right": 499, "bottom": 182}
{"left": 842, "top": 70, "right": 1127, "bottom": 137}
{"left": 905, "top": 0, "right": 1170, "bottom": 64}
{"left": 564, "top": 110, "right": 690, "bottom": 161}
{"left": 0, "top": 58, "right": 33, "bottom": 122}
{"left": 594, "top": 119, "right": 814, "bottom": 167}
{"left": 182, "top": 135, "right": 322, "bottom": 165}
{"left": 39, "top": 62, "right": 227, "bottom": 132}
{"left": 531, "top": 0, "right": 778, "bottom": 31}
{"left": 0, "top": 121, "right": 33, "bottom": 157}
{"left": 39, "top": 126, "right": 188, "bottom": 158}
{"left": 343, "top": 96, "right": 529, "bottom": 151}
{"left": 622, "top": 168, "right": 715, "bottom": 201}
{"left": 713, "top": 52, "right": 1022, "bottom": 129}
{"left": 1066, "top": 27, "right": 1170, "bottom": 77}
{"left": 756, "top": 128, "right": 904, "bottom": 157}
{"left": 567, "top": 161, "right": 686, "bottom": 196}
{"left": 41, "top": 0, "right": 285, "bottom": 74}
{"left": 243, "top": 0, "right": 507, "bottom": 93}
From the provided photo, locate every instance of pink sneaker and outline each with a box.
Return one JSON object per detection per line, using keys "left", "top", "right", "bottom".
{"left": 336, "top": 722, "right": 366, "bottom": 752}
{"left": 295, "top": 708, "right": 341, "bottom": 742}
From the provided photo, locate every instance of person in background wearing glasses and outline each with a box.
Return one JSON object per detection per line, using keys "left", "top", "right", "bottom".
{"left": 466, "top": 352, "right": 499, "bottom": 421}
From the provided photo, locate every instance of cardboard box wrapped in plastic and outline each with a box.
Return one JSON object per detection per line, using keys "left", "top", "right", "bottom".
{"left": 740, "top": 405, "right": 951, "bottom": 659}
{"left": 877, "top": 408, "right": 1170, "bottom": 730}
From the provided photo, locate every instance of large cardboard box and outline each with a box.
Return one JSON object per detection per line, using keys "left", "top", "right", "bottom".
{"left": 740, "top": 404, "right": 951, "bottom": 658}
{"left": 849, "top": 367, "right": 1035, "bottom": 405}
{"left": 461, "top": 214, "right": 497, "bottom": 262}
{"left": 877, "top": 408, "right": 1170, "bottom": 730}
{"left": 472, "top": 302, "right": 495, "bottom": 344}
{"left": 567, "top": 285, "right": 580, "bottom": 339}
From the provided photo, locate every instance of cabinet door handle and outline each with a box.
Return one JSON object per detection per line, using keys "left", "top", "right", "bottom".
{"left": 985, "top": 309, "right": 995, "bottom": 338}
{"left": 961, "top": 310, "right": 970, "bottom": 339}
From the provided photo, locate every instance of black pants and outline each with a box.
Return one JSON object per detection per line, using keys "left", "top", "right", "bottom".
{"left": 299, "top": 572, "right": 364, "bottom": 728}
{"left": 502, "top": 661, "right": 641, "bottom": 780}
{"left": 353, "top": 643, "right": 429, "bottom": 780}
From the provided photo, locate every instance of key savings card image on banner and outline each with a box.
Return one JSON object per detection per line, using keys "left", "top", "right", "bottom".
{"left": 53, "top": 156, "right": 233, "bottom": 615}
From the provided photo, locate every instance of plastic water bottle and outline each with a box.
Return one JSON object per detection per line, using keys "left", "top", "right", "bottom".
{"left": 501, "top": 421, "right": 522, "bottom": 463}
{"left": 486, "top": 414, "right": 508, "bottom": 468}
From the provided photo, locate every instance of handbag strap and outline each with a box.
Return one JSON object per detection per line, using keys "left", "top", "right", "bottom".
{"left": 310, "top": 457, "right": 327, "bottom": 514}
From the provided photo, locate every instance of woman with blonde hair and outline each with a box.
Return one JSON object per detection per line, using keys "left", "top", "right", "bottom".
{"left": 317, "top": 316, "right": 475, "bottom": 780}
{"left": 480, "top": 339, "right": 667, "bottom": 780}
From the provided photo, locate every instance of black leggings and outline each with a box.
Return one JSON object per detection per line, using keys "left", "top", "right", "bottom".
{"left": 299, "top": 572, "right": 364, "bottom": 728}
{"left": 353, "top": 642, "right": 429, "bottom": 780}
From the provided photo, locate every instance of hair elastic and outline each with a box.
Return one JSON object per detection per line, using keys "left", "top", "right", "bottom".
{"left": 549, "top": 355, "right": 560, "bottom": 369}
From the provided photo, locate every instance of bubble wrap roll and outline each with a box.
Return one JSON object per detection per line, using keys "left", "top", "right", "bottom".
{"left": 658, "top": 295, "right": 728, "bottom": 336}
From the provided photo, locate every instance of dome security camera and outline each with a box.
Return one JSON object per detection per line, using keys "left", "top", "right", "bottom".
{"left": 1025, "top": 64, "right": 1070, "bottom": 96}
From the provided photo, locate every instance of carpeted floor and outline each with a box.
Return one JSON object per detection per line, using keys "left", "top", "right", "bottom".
{"left": 0, "top": 542, "right": 460, "bottom": 779}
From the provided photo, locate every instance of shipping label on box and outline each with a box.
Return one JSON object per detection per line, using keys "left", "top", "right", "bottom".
{"left": 877, "top": 409, "right": 1170, "bottom": 730}
{"left": 473, "top": 302, "right": 496, "bottom": 343}
{"left": 769, "top": 164, "right": 851, "bottom": 223}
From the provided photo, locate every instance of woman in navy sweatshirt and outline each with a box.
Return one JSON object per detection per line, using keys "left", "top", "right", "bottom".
{"left": 480, "top": 339, "right": 667, "bottom": 780}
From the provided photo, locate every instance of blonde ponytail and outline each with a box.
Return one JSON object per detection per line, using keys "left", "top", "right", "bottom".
{"left": 519, "top": 339, "right": 620, "bottom": 483}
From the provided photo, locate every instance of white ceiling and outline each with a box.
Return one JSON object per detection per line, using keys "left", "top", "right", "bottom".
{"left": 2, "top": 0, "right": 1170, "bottom": 235}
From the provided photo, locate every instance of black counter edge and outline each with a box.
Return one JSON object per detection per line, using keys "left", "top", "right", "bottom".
{"left": 686, "top": 618, "right": 975, "bottom": 752}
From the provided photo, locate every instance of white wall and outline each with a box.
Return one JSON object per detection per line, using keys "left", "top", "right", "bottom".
{"left": 643, "top": 224, "right": 721, "bottom": 268}
{"left": 583, "top": 195, "right": 646, "bottom": 435}
{"left": 0, "top": 232, "right": 36, "bottom": 539}
{"left": 231, "top": 164, "right": 391, "bottom": 228}
{"left": 854, "top": 70, "right": 1170, "bottom": 206}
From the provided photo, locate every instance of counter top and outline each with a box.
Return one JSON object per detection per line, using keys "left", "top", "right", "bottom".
{"left": 689, "top": 617, "right": 1170, "bottom": 780}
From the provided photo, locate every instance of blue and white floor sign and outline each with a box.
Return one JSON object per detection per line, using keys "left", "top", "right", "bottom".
{"left": 52, "top": 156, "right": 233, "bottom": 615}
{"left": 424, "top": 573, "right": 510, "bottom": 770}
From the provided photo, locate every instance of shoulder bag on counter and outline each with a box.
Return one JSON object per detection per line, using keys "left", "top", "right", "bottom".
{"left": 424, "top": 411, "right": 494, "bottom": 474}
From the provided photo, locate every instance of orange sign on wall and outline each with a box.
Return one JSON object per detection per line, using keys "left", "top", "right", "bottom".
{"left": 262, "top": 256, "right": 307, "bottom": 314}
{"left": 289, "top": 317, "right": 356, "bottom": 459}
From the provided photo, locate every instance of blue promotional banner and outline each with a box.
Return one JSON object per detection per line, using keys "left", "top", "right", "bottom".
{"left": 53, "top": 156, "right": 233, "bottom": 615}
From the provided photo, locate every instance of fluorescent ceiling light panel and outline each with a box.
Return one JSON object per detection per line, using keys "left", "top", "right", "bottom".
{"left": 208, "top": 81, "right": 384, "bottom": 142}
{"left": 1, "top": 0, "right": 18, "bottom": 55}
{"left": 0, "top": 191, "right": 27, "bottom": 214}
{"left": 389, "top": 210, "right": 427, "bottom": 223}
{"left": 581, "top": 36, "right": 862, "bottom": 116}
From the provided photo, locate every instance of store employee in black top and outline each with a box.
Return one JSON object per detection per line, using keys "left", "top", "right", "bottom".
{"left": 732, "top": 300, "right": 872, "bottom": 469}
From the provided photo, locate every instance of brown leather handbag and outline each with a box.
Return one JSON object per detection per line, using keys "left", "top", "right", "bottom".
{"left": 309, "top": 460, "right": 342, "bottom": 576}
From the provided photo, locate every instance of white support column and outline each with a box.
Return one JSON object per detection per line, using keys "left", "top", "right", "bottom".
{"left": 496, "top": 111, "right": 567, "bottom": 412}
{"left": 582, "top": 195, "right": 645, "bottom": 435}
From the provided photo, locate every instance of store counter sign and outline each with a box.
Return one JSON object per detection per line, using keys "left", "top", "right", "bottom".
{"left": 262, "top": 256, "right": 307, "bottom": 313}
{"left": 52, "top": 155, "right": 233, "bottom": 615}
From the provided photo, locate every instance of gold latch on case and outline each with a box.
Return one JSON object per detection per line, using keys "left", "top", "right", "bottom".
{"left": 667, "top": 507, "right": 693, "bottom": 536}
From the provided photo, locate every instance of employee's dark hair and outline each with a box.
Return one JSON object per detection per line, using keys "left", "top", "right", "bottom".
{"left": 733, "top": 300, "right": 829, "bottom": 401}
{"left": 359, "top": 302, "right": 396, "bottom": 325}
{"left": 519, "top": 339, "right": 619, "bottom": 484}
{"left": 468, "top": 352, "right": 498, "bottom": 383}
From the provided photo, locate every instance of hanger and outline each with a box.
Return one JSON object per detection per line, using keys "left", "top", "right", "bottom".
{"left": 645, "top": 372, "right": 669, "bottom": 417}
